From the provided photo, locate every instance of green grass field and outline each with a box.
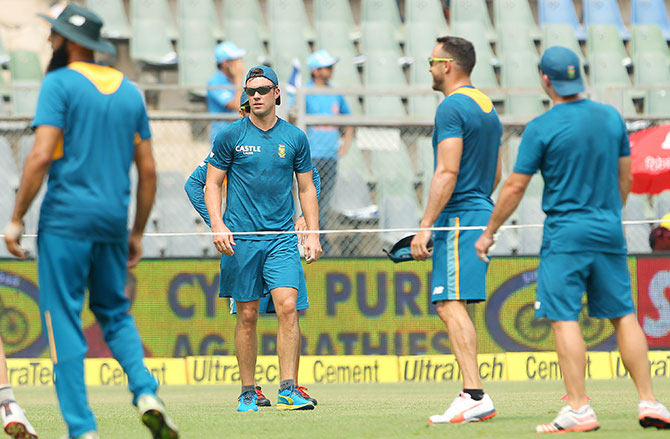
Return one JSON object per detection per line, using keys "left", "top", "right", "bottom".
{"left": 13, "top": 379, "right": 670, "bottom": 438}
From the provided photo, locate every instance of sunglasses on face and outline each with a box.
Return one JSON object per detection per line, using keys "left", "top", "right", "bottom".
{"left": 428, "top": 57, "right": 454, "bottom": 67}
{"left": 243, "top": 86, "right": 276, "bottom": 96}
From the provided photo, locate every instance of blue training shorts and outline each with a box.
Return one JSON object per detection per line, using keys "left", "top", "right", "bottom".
{"left": 535, "top": 251, "right": 635, "bottom": 321}
{"left": 229, "top": 262, "right": 310, "bottom": 314}
{"left": 431, "top": 209, "right": 491, "bottom": 304}
{"left": 219, "top": 234, "right": 301, "bottom": 302}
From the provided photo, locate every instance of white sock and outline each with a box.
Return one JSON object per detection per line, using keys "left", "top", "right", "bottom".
{"left": 0, "top": 385, "right": 15, "bottom": 402}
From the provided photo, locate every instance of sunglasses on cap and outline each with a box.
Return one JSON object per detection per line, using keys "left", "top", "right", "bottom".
{"left": 243, "top": 86, "right": 276, "bottom": 96}
{"left": 428, "top": 57, "right": 454, "bottom": 67}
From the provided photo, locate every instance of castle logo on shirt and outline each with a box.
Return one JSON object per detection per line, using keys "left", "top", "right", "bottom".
{"left": 278, "top": 144, "right": 286, "bottom": 158}
{"left": 235, "top": 145, "right": 261, "bottom": 155}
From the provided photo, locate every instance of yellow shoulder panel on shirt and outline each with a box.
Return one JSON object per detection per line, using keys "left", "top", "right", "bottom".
{"left": 448, "top": 87, "right": 493, "bottom": 113}
{"left": 68, "top": 62, "right": 124, "bottom": 95}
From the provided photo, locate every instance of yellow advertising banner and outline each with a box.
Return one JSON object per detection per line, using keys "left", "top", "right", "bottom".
{"left": 0, "top": 258, "right": 637, "bottom": 358}
{"left": 85, "top": 358, "right": 188, "bottom": 386}
{"left": 399, "top": 354, "right": 507, "bottom": 382}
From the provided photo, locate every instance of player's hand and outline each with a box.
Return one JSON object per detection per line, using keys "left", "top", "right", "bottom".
{"left": 4, "top": 220, "right": 26, "bottom": 260}
{"left": 294, "top": 216, "right": 307, "bottom": 245}
{"left": 303, "top": 233, "right": 322, "bottom": 264}
{"left": 475, "top": 230, "right": 496, "bottom": 263}
{"left": 410, "top": 229, "right": 432, "bottom": 261}
{"left": 127, "top": 232, "right": 143, "bottom": 268}
{"left": 212, "top": 223, "right": 235, "bottom": 256}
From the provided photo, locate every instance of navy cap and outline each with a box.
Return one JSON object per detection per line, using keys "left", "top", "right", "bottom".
{"left": 382, "top": 235, "right": 433, "bottom": 263}
{"left": 539, "top": 46, "right": 585, "bottom": 96}
{"left": 245, "top": 65, "right": 280, "bottom": 105}
{"left": 239, "top": 91, "right": 249, "bottom": 107}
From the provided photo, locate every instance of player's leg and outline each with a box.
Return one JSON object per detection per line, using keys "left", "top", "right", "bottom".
{"left": 0, "top": 336, "right": 37, "bottom": 439}
{"left": 219, "top": 239, "right": 266, "bottom": 412}
{"left": 293, "top": 266, "right": 316, "bottom": 405}
{"left": 265, "top": 235, "right": 313, "bottom": 410}
{"left": 588, "top": 253, "right": 670, "bottom": 429}
{"left": 87, "top": 241, "right": 178, "bottom": 437}
{"left": 429, "top": 213, "right": 494, "bottom": 424}
{"left": 37, "top": 232, "right": 96, "bottom": 438}
{"left": 536, "top": 252, "right": 599, "bottom": 433}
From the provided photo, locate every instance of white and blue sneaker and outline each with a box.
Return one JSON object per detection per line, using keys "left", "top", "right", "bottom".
{"left": 277, "top": 385, "right": 315, "bottom": 411}
{"left": 137, "top": 394, "right": 179, "bottom": 438}
{"left": 237, "top": 390, "right": 258, "bottom": 412}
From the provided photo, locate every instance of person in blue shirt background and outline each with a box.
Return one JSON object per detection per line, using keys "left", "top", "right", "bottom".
{"left": 3, "top": 4, "right": 178, "bottom": 439}
{"left": 207, "top": 41, "right": 246, "bottom": 143}
{"left": 476, "top": 46, "right": 670, "bottom": 433}
{"left": 297, "top": 50, "right": 354, "bottom": 252}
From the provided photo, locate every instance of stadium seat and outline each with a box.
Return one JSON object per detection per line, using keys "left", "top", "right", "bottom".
{"left": 332, "top": 165, "right": 376, "bottom": 216}
{"left": 450, "top": 21, "right": 499, "bottom": 91}
{"left": 583, "top": 0, "right": 630, "bottom": 40}
{"left": 538, "top": 0, "right": 586, "bottom": 40}
{"left": 542, "top": 24, "right": 586, "bottom": 65}
{"left": 0, "top": 33, "right": 9, "bottom": 66}
{"left": 313, "top": 0, "right": 357, "bottom": 38}
{"left": 630, "top": 24, "right": 670, "bottom": 61}
{"left": 269, "top": 21, "right": 311, "bottom": 86}
{"left": 8, "top": 50, "right": 42, "bottom": 116}
{"left": 405, "top": 0, "right": 449, "bottom": 35}
{"left": 223, "top": 0, "right": 268, "bottom": 42}
{"left": 130, "top": 0, "right": 177, "bottom": 41}
{"left": 416, "top": 137, "right": 433, "bottom": 208}
{"left": 370, "top": 142, "right": 416, "bottom": 192}
{"left": 314, "top": 20, "right": 362, "bottom": 95}
{"left": 587, "top": 25, "right": 631, "bottom": 67}
{"left": 86, "top": 0, "right": 131, "bottom": 39}
{"left": 493, "top": 0, "right": 541, "bottom": 41}
{"left": 406, "top": 22, "right": 442, "bottom": 117}
{"left": 632, "top": 0, "right": 670, "bottom": 40}
{"left": 129, "top": 17, "right": 178, "bottom": 66}
{"left": 223, "top": 20, "right": 269, "bottom": 68}
{"left": 268, "top": 0, "right": 315, "bottom": 42}
{"left": 633, "top": 53, "right": 670, "bottom": 116}
{"left": 588, "top": 52, "right": 636, "bottom": 116}
{"left": 497, "top": 24, "right": 539, "bottom": 60}
{"left": 178, "top": 19, "right": 217, "bottom": 97}
{"left": 450, "top": 0, "right": 496, "bottom": 42}
{"left": 500, "top": 52, "right": 546, "bottom": 116}
{"left": 361, "top": 0, "right": 404, "bottom": 42}
{"left": 378, "top": 193, "right": 421, "bottom": 246}
{"left": 177, "top": 0, "right": 223, "bottom": 41}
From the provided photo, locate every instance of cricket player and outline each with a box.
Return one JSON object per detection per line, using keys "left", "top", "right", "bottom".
{"left": 3, "top": 5, "right": 178, "bottom": 438}
{"left": 184, "top": 92, "right": 319, "bottom": 407}
{"left": 205, "top": 66, "right": 321, "bottom": 411}
{"left": 411, "top": 36, "right": 502, "bottom": 424}
{"left": 475, "top": 46, "right": 670, "bottom": 432}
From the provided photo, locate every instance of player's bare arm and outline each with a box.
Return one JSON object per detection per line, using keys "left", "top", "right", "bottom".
{"left": 618, "top": 156, "right": 633, "bottom": 206}
{"left": 205, "top": 163, "right": 234, "bottom": 255}
{"left": 129, "top": 139, "right": 157, "bottom": 268}
{"left": 411, "top": 137, "right": 462, "bottom": 261}
{"left": 5, "top": 125, "right": 60, "bottom": 259}
{"left": 296, "top": 170, "right": 321, "bottom": 264}
{"left": 475, "top": 172, "right": 533, "bottom": 261}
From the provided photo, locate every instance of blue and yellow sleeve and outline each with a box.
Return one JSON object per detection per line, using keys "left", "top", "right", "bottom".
{"left": 312, "top": 165, "right": 321, "bottom": 200}
{"left": 207, "top": 127, "right": 235, "bottom": 170}
{"left": 514, "top": 121, "right": 544, "bottom": 175}
{"left": 434, "top": 98, "right": 464, "bottom": 143}
{"left": 33, "top": 74, "right": 66, "bottom": 129}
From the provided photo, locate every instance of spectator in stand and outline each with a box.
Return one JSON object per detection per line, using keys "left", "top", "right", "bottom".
{"left": 207, "top": 41, "right": 246, "bottom": 143}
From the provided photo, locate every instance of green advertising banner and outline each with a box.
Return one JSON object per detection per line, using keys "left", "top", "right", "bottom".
{"left": 0, "top": 257, "right": 637, "bottom": 358}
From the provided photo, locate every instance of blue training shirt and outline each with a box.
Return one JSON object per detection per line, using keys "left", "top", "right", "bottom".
{"left": 433, "top": 86, "right": 502, "bottom": 213}
{"left": 32, "top": 62, "right": 151, "bottom": 243}
{"left": 206, "top": 117, "right": 313, "bottom": 237}
{"left": 206, "top": 71, "right": 236, "bottom": 142}
{"left": 299, "top": 80, "right": 350, "bottom": 159}
{"left": 184, "top": 150, "right": 321, "bottom": 227}
{"left": 514, "top": 99, "right": 629, "bottom": 254}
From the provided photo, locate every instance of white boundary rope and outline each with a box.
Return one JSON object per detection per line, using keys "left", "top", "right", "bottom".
{"left": 2, "top": 219, "right": 665, "bottom": 239}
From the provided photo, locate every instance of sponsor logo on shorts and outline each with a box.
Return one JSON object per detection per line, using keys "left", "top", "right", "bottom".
{"left": 235, "top": 145, "right": 261, "bottom": 155}
{"left": 432, "top": 286, "right": 444, "bottom": 297}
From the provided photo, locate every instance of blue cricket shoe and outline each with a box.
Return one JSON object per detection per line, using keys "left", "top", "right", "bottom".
{"left": 237, "top": 390, "right": 258, "bottom": 412}
{"left": 277, "top": 385, "right": 315, "bottom": 411}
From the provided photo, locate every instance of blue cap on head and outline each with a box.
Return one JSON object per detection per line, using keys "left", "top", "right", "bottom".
{"left": 539, "top": 46, "right": 585, "bottom": 96}
{"left": 240, "top": 91, "right": 249, "bottom": 107}
{"left": 245, "top": 65, "right": 279, "bottom": 85}
{"left": 245, "top": 65, "right": 280, "bottom": 104}
{"left": 308, "top": 49, "right": 338, "bottom": 72}
{"left": 215, "top": 41, "right": 246, "bottom": 64}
